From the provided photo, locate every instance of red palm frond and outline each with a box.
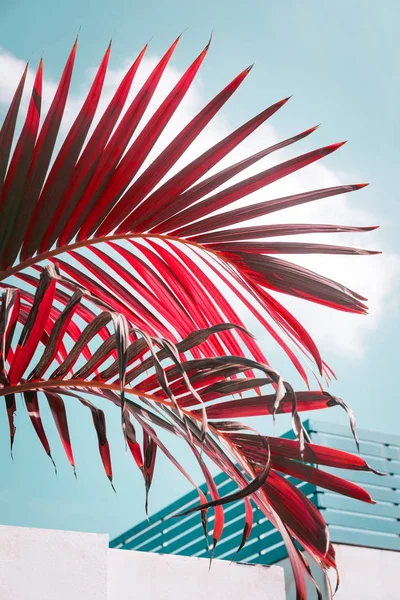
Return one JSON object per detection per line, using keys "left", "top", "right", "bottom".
{"left": 0, "top": 38, "right": 377, "bottom": 382}
{"left": 0, "top": 38, "right": 380, "bottom": 598}
{"left": 0, "top": 271, "right": 380, "bottom": 599}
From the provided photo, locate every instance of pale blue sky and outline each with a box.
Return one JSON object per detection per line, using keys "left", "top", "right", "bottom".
{"left": 0, "top": 0, "right": 399, "bottom": 539}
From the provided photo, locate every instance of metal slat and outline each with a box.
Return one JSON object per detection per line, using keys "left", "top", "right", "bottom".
{"left": 328, "top": 526, "right": 400, "bottom": 551}
{"left": 110, "top": 489, "right": 200, "bottom": 548}
{"left": 238, "top": 530, "right": 283, "bottom": 562}
{"left": 215, "top": 516, "right": 274, "bottom": 558}
{"left": 161, "top": 501, "right": 248, "bottom": 555}
{"left": 360, "top": 455, "right": 400, "bottom": 475}
{"left": 124, "top": 510, "right": 207, "bottom": 551}
{"left": 251, "top": 542, "right": 288, "bottom": 565}
{"left": 306, "top": 419, "right": 400, "bottom": 448}
{"left": 344, "top": 484, "right": 399, "bottom": 504}
{"left": 317, "top": 492, "right": 400, "bottom": 519}
{"left": 325, "top": 468, "right": 400, "bottom": 488}
{"left": 310, "top": 432, "right": 400, "bottom": 461}
{"left": 323, "top": 509, "right": 400, "bottom": 535}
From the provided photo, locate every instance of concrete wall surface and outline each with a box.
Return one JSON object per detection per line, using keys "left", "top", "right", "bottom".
{"left": 280, "top": 544, "right": 400, "bottom": 599}
{"left": 0, "top": 525, "right": 285, "bottom": 600}
{"left": 108, "top": 548, "right": 285, "bottom": 600}
{"left": 0, "top": 525, "right": 109, "bottom": 600}
{"left": 333, "top": 544, "right": 399, "bottom": 600}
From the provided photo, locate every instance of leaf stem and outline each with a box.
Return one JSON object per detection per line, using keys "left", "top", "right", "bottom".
{"left": 0, "top": 378, "right": 174, "bottom": 405}
{"left": 0, "top": 234, "right": 221, "bottom": 281}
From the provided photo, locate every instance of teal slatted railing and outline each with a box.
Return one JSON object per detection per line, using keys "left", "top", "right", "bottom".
{"left": 306, "top": 420, "right": 400, "bottom": 553}
{"left": 110, "top": 420, "right": 400, "bottom": 562}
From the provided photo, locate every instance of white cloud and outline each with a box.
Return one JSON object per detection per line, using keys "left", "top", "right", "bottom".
{"left": 0, "top": 45, "right": 398, "bottom": 359}
{"left": 0, "top": 47, "right": 82, "bottom": 129}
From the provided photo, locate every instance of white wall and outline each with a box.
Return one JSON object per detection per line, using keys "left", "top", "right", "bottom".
{"left": 0, "top": 525, "right": 285, "bottom": 600}
{"left": 108, "top": 548, "right": 285, "bottom": 600}
{"left": 0, "top": 525, "right": 109, "bottom": 600}
{"left": 280, "top": 544, "right": 400, "bottom": 600}
{"left": 1, "top": 525, "right": 398, "bottom": 599}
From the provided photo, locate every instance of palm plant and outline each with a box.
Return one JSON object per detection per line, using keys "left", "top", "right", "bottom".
{"left": 0, "top": 37, "right": 380, "bottom": 598}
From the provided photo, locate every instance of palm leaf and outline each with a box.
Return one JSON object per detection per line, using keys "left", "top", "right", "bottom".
{"left": 0, "top": 273, "right": 380, "bottom": 599}
{"left": 0, "top": 38, "right": 377, "bottom": 382}
{"left": 0, "top": 38, "right": 380, "bottom": 598}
